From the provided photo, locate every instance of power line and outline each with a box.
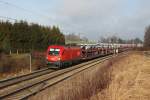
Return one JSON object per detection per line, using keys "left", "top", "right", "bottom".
{"left": 0, "top": 0, "right": 85, "bottom": 33}
{"left": 0, "top": 0, "right": 53, "bottom": 20}
{"left": 0, "top": 16, "right": 17, "bottom": 21}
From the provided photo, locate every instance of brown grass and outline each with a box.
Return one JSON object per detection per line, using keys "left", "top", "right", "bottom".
{"left": 54, "top": 62, "right": 112, "bottom": 100}
{"left": 0, "top": 53, "right": 46, "bottom": 79}
{"left": 0, "top": 53, "right": 30, "bottom": 79}
{"left": 0, "top": 53, "right": 29, "bottom": 73}
{"left": 90, "top": 52, "right": 150, "bottom": 100}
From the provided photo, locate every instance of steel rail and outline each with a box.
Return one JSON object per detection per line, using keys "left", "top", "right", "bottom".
{"left": 0, "top": 68, "right": 55, "bottom": 89}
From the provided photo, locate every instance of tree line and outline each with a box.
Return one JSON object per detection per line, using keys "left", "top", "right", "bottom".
{"left": 65, "top": 33, "right": 89, "bottom": 42}
{"left": 0, "top": 21, "right": 65, "bottom": 53}
{"left": 98, "top": 36, "right": 143, "bottom": 44}
{"left": 144, "top": 26, "right": 150, "bottom": 49}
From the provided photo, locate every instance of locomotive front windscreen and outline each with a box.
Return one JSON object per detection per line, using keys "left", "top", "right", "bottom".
{"left": 49, "top": 48, "right": 60, "bottom": 55}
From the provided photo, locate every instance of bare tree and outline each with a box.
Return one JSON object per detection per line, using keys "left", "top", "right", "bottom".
{"left": 65, "top": 33, "right": 81, "bottom": 41}
{"left": 144, "top": 26, "right": 150, "bottom": 48}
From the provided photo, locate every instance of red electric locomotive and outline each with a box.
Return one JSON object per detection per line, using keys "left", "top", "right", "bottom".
{"left": 46, "top": 45, "right": 81, "bottom": 68}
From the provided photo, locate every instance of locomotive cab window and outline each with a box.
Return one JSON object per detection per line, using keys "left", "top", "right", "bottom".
{"left": 49, "top": 48, "right": 60, "bottom": 55}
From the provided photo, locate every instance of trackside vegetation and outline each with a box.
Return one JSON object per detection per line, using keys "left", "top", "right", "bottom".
{"left": 0, "top": 20, "right": 65, "bottom": 53}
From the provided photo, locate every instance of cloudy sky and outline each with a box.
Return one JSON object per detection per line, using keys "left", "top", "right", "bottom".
{"left": 0, "top": 0, "right": 150, "bottom": 40}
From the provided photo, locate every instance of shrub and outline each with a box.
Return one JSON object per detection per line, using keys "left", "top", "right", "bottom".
{"left": 0, "top": 53, "right": 14, "bottom": 73}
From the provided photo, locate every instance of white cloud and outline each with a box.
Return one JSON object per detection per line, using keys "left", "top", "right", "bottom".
{"left": 50, "top": 0, "right": 150, "bottom": 40}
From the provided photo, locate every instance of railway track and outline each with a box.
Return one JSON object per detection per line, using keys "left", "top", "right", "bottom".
{"left": 0, "top": 68, "right": 55, "bottom": 89}
{"left": 0, "top": 53, "right": 125, "bottom": 100}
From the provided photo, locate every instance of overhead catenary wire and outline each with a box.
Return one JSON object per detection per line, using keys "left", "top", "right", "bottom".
{"left": 0, "top": 0, "right": 84, "bottom": 33}
{"left": 0, "top": 0, "right": 53, "bottom": 21}
{"left": 0, "top": 16, "right": 17, "bottom": 21}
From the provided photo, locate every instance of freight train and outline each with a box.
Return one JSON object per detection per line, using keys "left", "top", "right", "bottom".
{"left": 46, "top": 44, "right": 132, "bottom": 68}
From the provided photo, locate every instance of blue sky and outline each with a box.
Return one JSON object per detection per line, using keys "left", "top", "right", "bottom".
{"left": 0, "top": 0, "right": 150, "bottom": 40}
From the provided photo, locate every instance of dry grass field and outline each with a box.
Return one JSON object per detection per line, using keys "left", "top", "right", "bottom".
{"left": 29, "top": 52, "right": 150, "bottom": 100}
{"left": 91, "top": 52, "right": 150, "bottom": 100}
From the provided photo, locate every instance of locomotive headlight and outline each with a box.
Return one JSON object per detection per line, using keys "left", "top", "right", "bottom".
{"left": 58, "top": 57, "right": 61, "bottom": 60}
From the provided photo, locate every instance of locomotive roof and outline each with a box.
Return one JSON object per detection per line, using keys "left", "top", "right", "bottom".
{"left": 48, "top": 45, "right": 80, "bottom": 49}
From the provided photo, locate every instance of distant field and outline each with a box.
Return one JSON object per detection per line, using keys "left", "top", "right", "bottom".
{"left": 9, "top": 54, "right": 30, "bottom": 59}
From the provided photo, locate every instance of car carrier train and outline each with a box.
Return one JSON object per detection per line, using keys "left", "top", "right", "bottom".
{"left": 46, "top": 44, "right": 132, "bottom": 68}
